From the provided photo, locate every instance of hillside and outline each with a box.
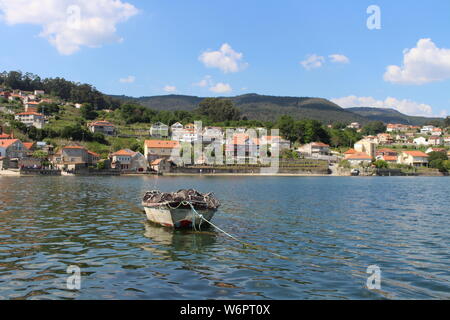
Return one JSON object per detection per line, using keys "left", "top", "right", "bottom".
{"left": 347, "top": 107, "right": 441, "bottom": 126}
{"left": 110, "top": 93, "right": 369, "bottom": 124}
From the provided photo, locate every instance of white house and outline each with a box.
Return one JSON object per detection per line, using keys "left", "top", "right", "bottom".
{"left": 428, "top": 136, "right": 443, "bottom": 146}
{"left": 420, "top": 125, "right": 435, "bottom": 135}
{"left": 397, "top": 151, "right": 429, "bottom": 167}
{"left": 203, "top": 126, "right": 224, "bottom": 144}
{"left": 413, "top": 137, "right": 428, "bottom": 146}
{"left": 88, "top": 120, "right": 116, "bottom": 135}
{"left": 298, "top": 142, "right": 330, "bottom": 157}
{"left": 345, "top": 152, "right": 372, "bottom": 166}
{"left": 14, "top": 112, "right": 45, "bottom": 129}
{"left": 150, "top": 122, "right": 169, "bottom": 138}
{"left": 110, "top": 149, "right": 147, "bottom": 171}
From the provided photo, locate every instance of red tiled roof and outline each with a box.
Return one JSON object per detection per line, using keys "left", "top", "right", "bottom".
{"left": 145, "top": 140, "right": 180, "bottom": 149}
{"left": 0, "top": 133, "right": 12, "bottom": 139}
{"left": 377, "top": 148, "right": 397, "bottom": 153}
{"left": 88, "top": 151, "right": 100, "bottom": 157}
{"left": 404, "top": 151, "right": 429, "bottom": 157}
{"left": 111, "top": 149, "right": 134, "bottom": 156}
{"left": 89, "top": 121, "right": 115, "bottom": 127}
{"left": 312, "top": 142, "right": 330, "bottom": 147}
{"left": 382, "top": 156, "right": 398, "bottom": 161}
{"left": 344, "top": 148, "right": 357, "bottom": 154}
{"left": 151, "top": 158, "right": 164, "bottom": 165}
{"left": 346, "top": 152, "right": 372, "bottom": 160}
{"left": 0, "top": 139, "right": 19, "bottom": 148}
{"left": 23, "top": 142, "right": 35, "bottom": 150}
{"left": 16, "top": 112, "right": 43, "bottom": 116}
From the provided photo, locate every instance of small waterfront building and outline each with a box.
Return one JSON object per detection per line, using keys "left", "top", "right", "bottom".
{"left": 110, "top": 149, "right": 147, "bottom": 171}
{"left": 298, "top": 142, "right": 330, "bottom": 157}
{"left": 149, "top": 122, "right": 169, "bottom": 138}
{"left": 150, "top": 158, "right": 172, "bottom": 173}
{"left": 144, "top": 140, "right": 180, "bottom": 162}
{"left": 52, "top": 145, "right": 99, "bottom": 171}
{"left": 261, "top": 136, "right": 291, "bottom": 150}
{"left": 354, "top": 139, "right": 377, "bottom": 158}
{"left": 14, "top": 112, "right": 45, "bottom": 129}
{"left": 397, "top": 151, "right": 429, "bottom": 167}
{"left": 345, "top": 152, "right": 372, "bottom": 166}
{"left": 0, "top": 139, "right": 27, "bottom": 159}
{"left": 88, "top": 120, "right": 116, "bottom": 136}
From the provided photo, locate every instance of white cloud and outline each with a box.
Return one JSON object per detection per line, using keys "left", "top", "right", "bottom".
{"left": 329, "top": 54, "right": 350, "bottom": 64}
{"left": 209, "top": 83, "right": 232, "bottom": 94}
{"left": 119, "top": 75, "right": 135, "bottom": 83}
{"left": 300, "top": 54, "right": 325, "bottom": 70}
{"left": 163, "top": 85, "right": 177, "bottom": 93}
{"left": 384, "top": 38, "right": 450, "bottom": 85}
{"left": 199, "top": 43, "right": 248, "bottom": 73}
{"left": 193, "top": 75, "right": 213, "bottom": 87}
{"left": 331, "top": 95, "right": 434, "bottom": 117}
{"left": 0, "top": 0, "right": 139, "bottom": 55}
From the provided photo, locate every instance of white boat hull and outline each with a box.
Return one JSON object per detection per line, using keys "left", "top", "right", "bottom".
{"left": 143, "top": 206, "right": 216, "bottom": 228}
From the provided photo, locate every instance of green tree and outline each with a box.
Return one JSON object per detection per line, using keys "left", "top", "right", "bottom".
{"left": 374, "top": 160, "right": 389, "bottom": 169}
{"left": 361, "top": 121, "right": 386, "bottom": 136}
{"left": 80, "top": 103, "right": 98, "bottom": 120}
{"left": 196, "top": 98, "right": 241, "bottom": 122}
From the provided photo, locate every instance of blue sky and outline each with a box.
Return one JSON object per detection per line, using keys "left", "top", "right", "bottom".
{"left": 1, "top": 0, "right": 449, "bottom": 117}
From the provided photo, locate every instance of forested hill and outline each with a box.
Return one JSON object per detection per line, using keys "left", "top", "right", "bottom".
{"left": 347, "top": 107, "right": 442, "bottom": 126}
{"left": 110, "top": 93, "right": 369, "bottom": 124}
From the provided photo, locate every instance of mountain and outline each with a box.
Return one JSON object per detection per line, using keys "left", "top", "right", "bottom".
{"left": 347, "top": 107, "right": 441, "bottom": 126}
{"left": 110, "top": 93, "right": 369, "bottom": 124}
{"left": 110, "top": 93, "right": 442, "bottom": 125}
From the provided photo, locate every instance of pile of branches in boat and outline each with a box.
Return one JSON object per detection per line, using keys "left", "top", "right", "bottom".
{"left": 142, "top": 189, "right": 220, "bottom": 210}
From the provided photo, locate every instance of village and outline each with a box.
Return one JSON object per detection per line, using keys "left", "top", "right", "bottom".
{"left": 1, "top": 89, "right": 450, "bottom": 177}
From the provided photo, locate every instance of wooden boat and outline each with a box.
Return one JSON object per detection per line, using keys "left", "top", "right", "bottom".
{"left": 142, "top": 189, "right": 220, "bottom": 228}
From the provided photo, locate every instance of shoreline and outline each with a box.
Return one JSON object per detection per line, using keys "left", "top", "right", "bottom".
{"left": 2, "top": 171, "right": 448, "bottom": 178}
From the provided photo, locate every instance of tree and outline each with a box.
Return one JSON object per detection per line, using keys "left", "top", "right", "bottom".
{"left": 196, "top": 98, "right": 241, "bottom": 122}
{"left": 32, "top": 150, "right": 48, "bottom": 160}
{"left": 428, "top": 151, "right": 448, "bottom": 171}
{"left": 277, "top": 115, "right": 297, "bottom": 142}
{"left": 374, "top": 160, "right": 389, "bottom": 169}
{"left": 444, "top": 116, "right": 450, "bottom": 128}
{"left": 361, "top": 121, "right": 386, "bottom": 136}
{"left": 80, "top": 103, "right": 98, "bottom": 120}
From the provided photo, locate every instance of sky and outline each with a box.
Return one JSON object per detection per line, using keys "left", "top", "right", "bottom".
{"left": 0, "top": 0, "right": 449, "bottom": 117}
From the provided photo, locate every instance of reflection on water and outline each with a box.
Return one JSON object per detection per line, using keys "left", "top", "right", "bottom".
{"left": 0, "top": 176, "right": 449, "bottom": 299}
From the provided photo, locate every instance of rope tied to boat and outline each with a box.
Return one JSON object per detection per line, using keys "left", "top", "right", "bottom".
{"left": 184, "top": 201, "right": 289, "bottom": 260}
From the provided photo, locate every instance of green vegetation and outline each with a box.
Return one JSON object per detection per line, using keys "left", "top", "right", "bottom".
{"left": 428, "top": 151, "right": 449, "bottom": 172}
{"left": 361, "top": 121, "right": 387, "bottom": 136}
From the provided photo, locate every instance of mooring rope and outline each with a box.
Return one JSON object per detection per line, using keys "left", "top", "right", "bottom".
{"left": 184, "top": 201, "right": 289, "bottom": 260}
